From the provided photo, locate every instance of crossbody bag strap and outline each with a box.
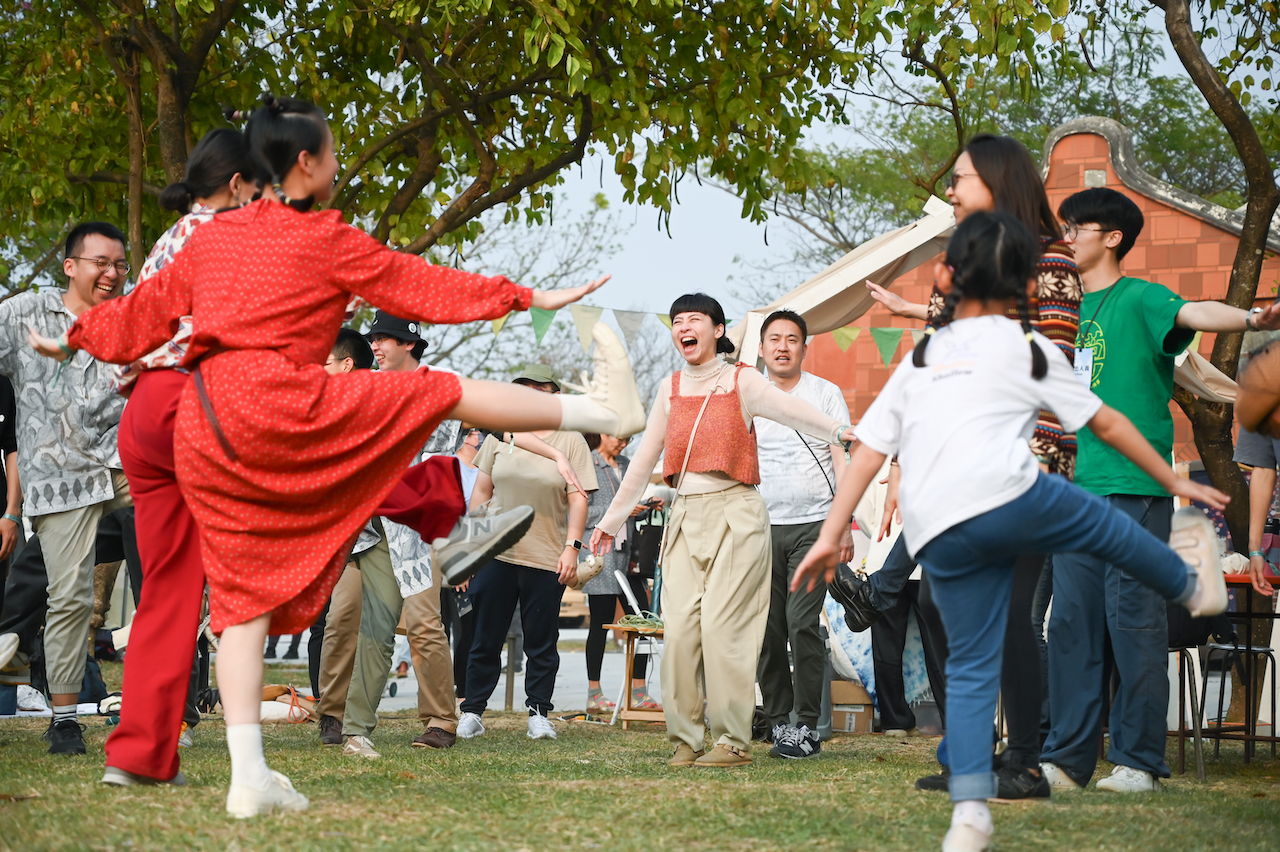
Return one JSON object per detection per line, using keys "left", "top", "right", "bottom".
{"left": 656, "top": 382, "right": 717, "bottom": 566}
{"left": 794, "top": 429, "right": 836, "bottom": 497}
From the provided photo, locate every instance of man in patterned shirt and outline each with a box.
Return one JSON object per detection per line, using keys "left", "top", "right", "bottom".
{"left": 0, "top": 222, "right": 133, "bottom": 754}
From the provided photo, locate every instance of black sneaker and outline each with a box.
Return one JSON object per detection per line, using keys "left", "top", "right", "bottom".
{"left": 45, "top": 718, "right": 87, "bottom": 755}
{"left": 995, "top": 764, "right": 1051, "bottom": 799}
{"left": 769, "top": 724, "right": 821, "bottom": 759}
{"left": 319, "top": 714, "right": 343, "bottom": 746}
{"left": 915, "top": 766, "right": 950, "bottom": 792}
{"left": 829, "top": 564, "right": 884, "bottom": 633}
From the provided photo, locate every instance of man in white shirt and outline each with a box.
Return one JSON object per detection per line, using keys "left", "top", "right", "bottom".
{"left": 753, "top": 310, "right": 853, "bottom": 759}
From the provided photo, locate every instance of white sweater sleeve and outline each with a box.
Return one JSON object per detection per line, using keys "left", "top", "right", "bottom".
{"left": 597, "top": 377, "right": 670, "bottom": 537}
{"left": 738, "top": 369, "right": 844, "bottom": 443}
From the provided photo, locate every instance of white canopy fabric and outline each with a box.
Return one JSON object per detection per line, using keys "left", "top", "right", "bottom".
{"left": 727, "top": 195, "right": 1240, "bottom": 404}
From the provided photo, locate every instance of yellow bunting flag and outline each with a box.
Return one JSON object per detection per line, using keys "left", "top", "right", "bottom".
{"left": 569, "top": 304, "right": 604, "bottom": 353}
{"left": 492, "top": 313, "right": 511, "bottom": 335}
{"left": 657, "top": 313, "right": 673, "bottom": 329}
{"left": 831, "top": 326, "right": 861, "bottom": 353}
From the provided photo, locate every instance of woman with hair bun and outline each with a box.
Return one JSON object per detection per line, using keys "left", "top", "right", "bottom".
{"left": 591, "top": 292, "right": 856, "bottom": 768}
{"left": 31, "top": 93, "right": 641, "bottom": 818}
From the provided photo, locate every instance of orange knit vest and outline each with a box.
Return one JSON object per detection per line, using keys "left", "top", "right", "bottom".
{"left": 663, "top": 362, "right": 760, "bottom": 487}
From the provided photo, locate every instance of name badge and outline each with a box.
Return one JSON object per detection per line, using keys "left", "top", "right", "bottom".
{"left": 1073, "top": 347, "right": 1093, "bottom": 387}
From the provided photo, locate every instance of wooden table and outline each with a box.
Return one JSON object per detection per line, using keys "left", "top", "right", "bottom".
{"left": 604, "top": 623, "right": 664, "bottom": 729}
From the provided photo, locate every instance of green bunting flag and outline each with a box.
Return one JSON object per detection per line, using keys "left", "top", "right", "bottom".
{"left": 529, "top": 307, "right": 558, "bottom": 344}
{"left": 870, "top": 326, "right": 903, "bottom": 367}
{"left": 831, "top": 326, "right": 861, "bottom": 353}
{"left": 492, "top": 313, "right": 511, "bottom": 335}
{"left": 569, "top": 304, "right": 604, "bottom": 353}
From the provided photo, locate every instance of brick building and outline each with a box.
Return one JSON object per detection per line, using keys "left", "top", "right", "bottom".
{"left": 803, "top": 116, "right": 1280, "bottom": 462}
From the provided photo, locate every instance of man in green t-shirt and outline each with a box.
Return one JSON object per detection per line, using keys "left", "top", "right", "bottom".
{"left": 1041, "top": 188, "right": 1280, "bottom": 794}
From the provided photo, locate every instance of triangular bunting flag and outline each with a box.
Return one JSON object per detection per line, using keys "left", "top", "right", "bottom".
{"left": 910, "top": 329, "right": 926, "bottom": 346}
{"left": 492, "top": 313, "right": 511, "bottom": 335}
{"left": 870, "top": 327, "right": 902, "bottom": 367}
{"left": 657, "top": 313, "right": 672, "bottom": 329}
{"left": 613, "top": 310, "right": 647, "bottom": 349}
{"left": 529, "top": 307, "right": 558, "bottom": 345}
{"left": 831, "top": 326, "right": 860, "bottom": 353}
{"left": 569, "top": 304, "right": 604, "bottom": 353}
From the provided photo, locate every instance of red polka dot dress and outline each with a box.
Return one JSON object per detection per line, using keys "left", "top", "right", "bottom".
{"left": 68, "top": 200, "right": 533, "bottom": 634}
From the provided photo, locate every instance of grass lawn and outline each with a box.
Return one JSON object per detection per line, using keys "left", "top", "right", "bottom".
{"left": 1, "top": 663, "right": 1277, "bottom": 851}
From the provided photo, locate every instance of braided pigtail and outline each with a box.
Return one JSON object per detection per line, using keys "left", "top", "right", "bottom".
{"left": 912, "top": 286, "right": 963, "bottom": 368}
{"left": 1015, "top": 284, "right": 1048, "bottom": 379}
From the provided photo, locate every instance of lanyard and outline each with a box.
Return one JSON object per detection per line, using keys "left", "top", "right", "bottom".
{"left": 1078, "top": 278, "right": 1123, "bottom": 342}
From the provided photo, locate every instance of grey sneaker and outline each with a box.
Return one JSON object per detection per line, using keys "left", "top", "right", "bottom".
{"left": 769, "top": 724, "right": 820, "bottom": 759}
{"left": 433, "top": 506, "right": 536, "bottom": 586}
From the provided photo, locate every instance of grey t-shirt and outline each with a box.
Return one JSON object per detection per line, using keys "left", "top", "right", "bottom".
{"left": 1234, "top": 426, "right": 1280, "bottom": 470}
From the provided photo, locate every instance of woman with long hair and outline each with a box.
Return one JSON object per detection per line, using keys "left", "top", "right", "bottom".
{"left": 591, "top": 293, "right": 855, "bottom": 767}
{"left": 31, "top": 95, "right": 644, "bottom": 817}
{"left": 863, "top": 134, "right": 1081, "bottom": 796}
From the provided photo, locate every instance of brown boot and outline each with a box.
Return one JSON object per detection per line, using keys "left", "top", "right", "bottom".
{"left": 413, "top": 727, "right": 457, "bottom": 749}
{"left": 668, "top": 743, "right": 705, "bottom": 766}
{"left": 694, "top": 743, "right": 752, "bottom": 768}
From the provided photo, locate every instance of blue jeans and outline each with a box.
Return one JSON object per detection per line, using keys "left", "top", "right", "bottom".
{"left": 1041, "top": 495, "right": 1176, "bottom": 785}
{"left": 915, "top": 475, "right": 1192, "bottom": 802}
{"left": 460, "top": 559, "right": 566, "bottom": 717}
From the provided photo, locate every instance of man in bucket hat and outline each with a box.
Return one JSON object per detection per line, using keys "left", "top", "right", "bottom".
{"left": 367, "top": 311, "right": 427, "bottom": 368}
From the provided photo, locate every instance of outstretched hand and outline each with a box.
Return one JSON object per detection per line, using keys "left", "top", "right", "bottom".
{"left": 790, "top": 537, "right": 840, "bottom": 593}
{"left": 28, "top": 327, "right": 71, "bottom": 362}
{"left": 530, "top": 275, "right": 612, "bottom": 312}
{"left": 1170, "top": 478, "right": 1230, "bottom": 511}
{"left": 1250, "top": 300, "right": 1280, "bottom": 331}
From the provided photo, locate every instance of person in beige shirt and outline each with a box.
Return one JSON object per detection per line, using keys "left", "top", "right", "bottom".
{"left": 456, "top": 365, "right": 598, "bottom": 742}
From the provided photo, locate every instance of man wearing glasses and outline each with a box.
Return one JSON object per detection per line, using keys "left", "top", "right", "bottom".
{"left": 0, "top": 222, "right": 133, "bottom": 755}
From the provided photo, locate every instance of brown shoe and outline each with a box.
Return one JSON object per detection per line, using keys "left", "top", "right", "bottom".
{"left": 413, "top": 727, "right": 457, "bottom": 749}
{"left": 319, "top": 714, "right": 343, "bottom": 746}
{"left": 668, "top": 743, "right": 705, "bottom": 766}
{"left": 694, "top": 744, "right": 752, "bottom": 768}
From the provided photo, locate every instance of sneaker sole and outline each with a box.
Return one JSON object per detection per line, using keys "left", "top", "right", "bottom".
{"left": 440, "top": 507, "right": 536, "bottom": 586}
{"left": 1171, "top": 507, "right": 1227, "bottom": 617}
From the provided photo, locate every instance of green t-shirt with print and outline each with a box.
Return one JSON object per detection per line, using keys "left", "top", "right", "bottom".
{"left": 1074, "top": 276, "right": 1194, "bottom": 497}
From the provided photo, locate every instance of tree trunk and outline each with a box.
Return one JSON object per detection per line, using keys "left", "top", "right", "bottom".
{"left": 154, "top": 70, "right": 189, "bottom": 184}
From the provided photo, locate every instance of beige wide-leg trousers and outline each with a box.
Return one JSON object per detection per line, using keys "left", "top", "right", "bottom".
{"left": 660, "top": 484, "right": 771, "bottom": 752}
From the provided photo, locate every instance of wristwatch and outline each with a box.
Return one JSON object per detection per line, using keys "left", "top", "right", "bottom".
{"left": 565, "top": 539, "right": 582, "bottom": 551}
{"left": 1246, "top": 307, "right": 1263, "bottom": 331}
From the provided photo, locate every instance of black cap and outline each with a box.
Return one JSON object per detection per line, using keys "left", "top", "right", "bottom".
{"left": 367, "top": 310, "right": 426, "bottom": 360}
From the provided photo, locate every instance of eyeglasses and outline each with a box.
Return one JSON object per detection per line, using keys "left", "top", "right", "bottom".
{"left": 68, "top": 256, "right": 130, "bottom": 275}
{"left": 1060, "top": 223, "right": 1111, "bottom": 240}
{"left": 946, "top": 172, "right": 981, "bottom": 190}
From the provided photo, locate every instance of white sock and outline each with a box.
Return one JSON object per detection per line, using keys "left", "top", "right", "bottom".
{"left": 557, "top": 394, "right": 619, "bottom": 434}
{"left": 226, "top": 723, "right": 272, "bottom": 790}
{"left": 952, "top": 800, "right": 992, "bottom": 835}
{"left": 52, "top": 702, "right": 77, "bottom": 724}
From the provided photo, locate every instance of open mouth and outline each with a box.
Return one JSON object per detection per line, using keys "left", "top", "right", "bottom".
{"left": 679, "top": 336, "right": 698, "bottom": 355}
{"left": 94, "top": 281, "right": 116, "bottom": 296}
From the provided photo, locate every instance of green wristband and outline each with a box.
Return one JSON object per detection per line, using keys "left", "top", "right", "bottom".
{"left": 1249, "top": 550, "right": 1268, "bottom": 560}
{"left": 1, "top": 513, "right": 19, "bottom": 525}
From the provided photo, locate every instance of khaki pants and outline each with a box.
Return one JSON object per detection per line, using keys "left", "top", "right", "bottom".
{"left": 33, "top": 472, "right": 132, "bottom": 695}
{"left": 403, "top": 560, "right": 457, "bottom": 732}
{"left": 344, "top": 533, "right": 404, "bottom": 738}
{"left": 660, "top": 484, "right": 771, "bottom": 752}
{"left": 318, "top": 560, "right": 363, "bottom": 721}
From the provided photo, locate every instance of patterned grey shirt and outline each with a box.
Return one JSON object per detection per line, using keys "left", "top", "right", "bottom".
{"left": 0, "top": 290, "right": 125, "bottom": 517}
{"left": 353, "top": 417, "right": 462, "bottom": 597}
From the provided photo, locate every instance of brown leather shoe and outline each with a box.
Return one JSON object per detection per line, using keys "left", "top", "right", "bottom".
{"left": 694, "top": 743, "right": 752, "bottom": 768}
{"left": 319, "top": 714, "right": 343, "bottom": 746}
{"left": 413, "top": 727, "right": 457, "bottom": 749}
{"left": 668, "top": 743, "right": 705, "bottom": 766}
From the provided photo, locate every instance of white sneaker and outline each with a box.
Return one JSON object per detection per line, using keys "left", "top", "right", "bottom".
{"left": 941, "top": 823, "right": 992, "bottom": 852}
{"left": 1039, "top": 761, "right": 1081, "bottom": 791}
{"left": 433, "top": 506, "right": 535, "bottom": 586}
{"left": 0, "top": 633, "right": 17, "bottom": 672}
{"left": 1096, "top": 764, "right": 1162, "bottom": 793}
{"left": 225, "top": 770, "right": 310, "bottom": 818}
{"left": 457, "top": 711, "right": 486, "bottom": 739}
{"left": 527, "top": 712, "right": 557, "bottom": 740}
{"left": 342, "top": 735, "right": 380, "bottom": 759}
{"left": 102, "top": 766, "right": 187, "bottom": 787}
{"left": 16, "top": 684, "right": 48, "bottom": 713}
{"left": 563, "top": 323, "right": 647, "bottom": 438}
{"left": 1170, "top": 507, "right": 1227, "bottom": 617}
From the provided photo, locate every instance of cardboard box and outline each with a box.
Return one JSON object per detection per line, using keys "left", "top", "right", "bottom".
{"left": 831, "top": 703, "right": 874, "bottom": 733}
{"left": 830, "top": 680, "right": 872, "bottom": 706}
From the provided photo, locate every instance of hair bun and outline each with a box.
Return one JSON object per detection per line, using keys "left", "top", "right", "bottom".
{"left": 261, "top": 93, "right": 281, "bottom": 114}
{"left": 223, "top": 106, "right": 249, "bottom": 123}
{"left": 158, "top": 180, "right": 195, "bottom": 213}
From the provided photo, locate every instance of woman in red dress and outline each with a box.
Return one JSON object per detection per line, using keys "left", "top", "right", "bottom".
{"left": 34, "top": 96, "right": 643, "bottom": 817}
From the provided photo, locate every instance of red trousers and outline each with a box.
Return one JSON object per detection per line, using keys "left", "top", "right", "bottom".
{"left": 105, "top": 370, "right": 206, "bottom": 781}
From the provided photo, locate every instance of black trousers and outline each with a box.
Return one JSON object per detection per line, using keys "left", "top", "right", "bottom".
{"left": 585, "top": 575, "right": 651, "bottom": 682}
{"left": 461, "top": 560, "right": 565, "bottom": 716}
{"left": 871, "top": 578, "right": 949, "bottom": 730}
{"left": 1001, "top": 553, "right": 1047, "bottom": 769}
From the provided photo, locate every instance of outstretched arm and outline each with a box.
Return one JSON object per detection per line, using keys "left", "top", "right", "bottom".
{"left": 1086, "top": 405, "right": 1229, "bottom": 508}
{"left": 791, "top": 444, "right": 887, "bottom": 592}
{"left": 1176, "top": 300, "right": 1280, "bottom": 332}
{"left": 509, "top": 432, "right": 585, "bottom": 494}
{"left": 739, "top": 369, "right": 853, "bottom": 444}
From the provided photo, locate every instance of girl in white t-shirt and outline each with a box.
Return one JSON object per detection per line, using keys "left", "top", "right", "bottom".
{"left": 791, "top": 211, "right": 1229, "bottom": 852}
